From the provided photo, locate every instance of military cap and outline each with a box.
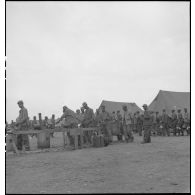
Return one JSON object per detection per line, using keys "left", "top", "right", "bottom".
{"left": 177, "top": 109, "right": 181, "bottom": 111}
{"left": 172, "top": 109, "right": 175, "bottom": 112}
{"left": 142, "top": 104, "right": 147, "bottom": 108}
{"left": 122, "top": 104, "right": 127, "bottom": 108}
{"left": 101, "top": 105, "right": 105, "bottom": 108}
{"left": 17, "top": 100, "right": 23, "bottom": 104}
{"left": 137, "top": 111, "right": 140, "bottom": 113}
{"left": 156, "top": 111, "right": 159, "bottom": 114}
{"left": 82, "top": 102, "right": 87, "bottom": 106}
{"left": 163, "top": 109, "right": 166, "bottom": 111}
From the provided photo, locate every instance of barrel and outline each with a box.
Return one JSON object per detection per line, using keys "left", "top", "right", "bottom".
{"left": 37, "top": 132, "right": 50, "bottom": 149}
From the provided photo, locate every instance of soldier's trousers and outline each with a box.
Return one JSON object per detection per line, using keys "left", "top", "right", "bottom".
{"left": 137, "top": 124, "right": 142, "bottom": 136}
{"left": 143, "top": 125, "right": 151, "bottom": 143}
{"left": 162, "top": 123, "right": 170, "bottom": 136}
{"left": 123, "top": 124, "right": 134, "bottom": 142}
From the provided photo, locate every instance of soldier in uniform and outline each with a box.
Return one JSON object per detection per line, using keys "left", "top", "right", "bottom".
{"left": 136, "top": 111, "right": 143, "bottom": 136}
{"left": 15, "top": 100, "right": 30, "bottom": 151}
{"left": 177, "top": 109, "right": 184, "bottom": 136}
{"left": 81, "top": 102, "right": 95, "bottom": 144}
{"left": 141, "top": 104, "right": 152, "bottom": 143}
{"left": 56, "top": 106, "right": 79, "bottom": 147}
{"left": 116, "top": 110, "right": 123, "bottom": 141}
{"left": 81, "top": 102, "right": 95, "bottom": 128}
{"left": 122, "top": 105, "right": 134, "bottom": 143}
{"left": 94, "top": 109, "right": 101, "bottom": 126}
{"left": 161, "top": 109, "right": 170, "bottom": 136}
{"left": 183, "top": 108, "right": 190, "bottom": 135}
{"left": 155, "top": 112, "right": 160, "bottom": 135}
{"left": 171, "top": 109, "right": 178, "bottom": 136}
{"left": 99, "top": 105, "right": 111, "bottom": 146}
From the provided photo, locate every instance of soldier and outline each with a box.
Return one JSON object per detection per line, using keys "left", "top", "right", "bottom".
{"left": 94, "top": 109, "right": 101, "bottom": 126}
{"left": 81, "top": 102, "right": 95, "bottom": 128}
{"left": 76, "top": 109, "right": 83, "bottom": 124}
{"left": 150, "top": 111, "right": 155, "bottom": 135}
{"left": 15, "top": 100, "right": 30, "bottom": 151}
{"left": 171, "top": 109, "right": 178, "bottom": 136}
{"left": 116, "top": 110, "right": 123, "bottom": 141}
{"left": 155, "top": 112, "right": 160, "bottom": 135}
{"left": 81, "top": 102, "right": 95, "bottom": 144}
{"left": 99, "top": 105, "right": 111, "bottom": 146}
{"left": 161, "top": 109, "right": 170, "bottom": 136}
{"left": 141, "top": 104, "right": 152, "bottom": 144}
{"left": 56, "top": 106, "right": 79, "bottom": 147}
{"left": 122, "top": 105, "right": 134, "bottom": 143}
{"left": 136, "top": 111, "right": 143, "bottom": 136}
{"left": 177, "top": 109, "right": 184, "bottom": 136}
{"left": 111, "top": 111, "right": 117, "bottom": 121}
{"left": 183, "top": 108, "right": 190, "bottom": 135}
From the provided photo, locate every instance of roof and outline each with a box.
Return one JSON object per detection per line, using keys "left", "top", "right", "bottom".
{"left": 148, "top": 90, "right": 190, "bottom": 114}
{"left": 99, "top": 100, "right": 143, "bottom": 114}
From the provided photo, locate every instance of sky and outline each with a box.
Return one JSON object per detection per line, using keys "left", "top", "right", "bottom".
{"left": 6, "top": 1, "right": 190, "bottom": 123}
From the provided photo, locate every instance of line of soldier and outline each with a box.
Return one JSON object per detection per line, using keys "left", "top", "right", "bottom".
{"left": 7, "top": 100, "right": 190, "bottom": 151}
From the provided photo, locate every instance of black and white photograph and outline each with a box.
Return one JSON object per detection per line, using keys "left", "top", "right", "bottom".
{"left": 5, "top": 1, "right": 190, "bottom": 194}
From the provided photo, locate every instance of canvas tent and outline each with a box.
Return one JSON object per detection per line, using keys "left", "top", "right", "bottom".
{"left": 99, "top": 100, "right": 143, "bottom": 114}
{"left": 149, "top": 90, "right": 190, "bottom": 114}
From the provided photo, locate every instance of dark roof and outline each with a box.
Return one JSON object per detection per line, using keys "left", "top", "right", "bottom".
{"left": 149, "top": 90, "right": 190, "bottom": 114}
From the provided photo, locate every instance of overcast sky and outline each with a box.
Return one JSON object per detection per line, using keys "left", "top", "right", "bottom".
{"left": 6, "top": 1, "right": 190, "bottom": 122}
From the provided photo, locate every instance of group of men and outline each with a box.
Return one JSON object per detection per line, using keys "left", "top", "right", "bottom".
{"left": 8, "top": 100, "right": 191, "bottom": 151}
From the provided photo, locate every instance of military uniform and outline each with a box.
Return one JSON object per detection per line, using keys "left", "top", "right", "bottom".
{"left": 171, "top": 111, "right": 177, "bottom": 136}
{"left": 116, "top": 112, "right": 123, "bottom": 141}
{"left": 136, "top": 113, "right": 143, "bottom": 136}
{"left": 99, "top": 110, "right": 112, "bottom": 145}
{"left": 16, "top": 106, "right": 30, "bottom": 150}
{"left": 161, "top": 112, "right": 170, "bottom": 136}
{"left": 122, "top": 110, "right": 134, "bottom": 143}
{"left": 177, "top": 111, "right": 184, "bottom": 136}
{"left": 184, "top": 111, "right": 190, "bottom": 135}
{"left": 142, "top": 106, "right": 152, "bottom": 143}
{"left": 82, "top": 107, "right": 95, "bottom": 128}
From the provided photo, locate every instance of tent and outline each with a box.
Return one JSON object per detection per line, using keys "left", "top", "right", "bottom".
{"left": 99, "top": 100, "right": 143, "bottom": 114}
{"left": 148, "top": 90, "right": 190, "bottom": 114}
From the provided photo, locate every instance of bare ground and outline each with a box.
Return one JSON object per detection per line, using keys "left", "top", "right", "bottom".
{"left": 6, "top": 134, "right": 190, "bottom": 194}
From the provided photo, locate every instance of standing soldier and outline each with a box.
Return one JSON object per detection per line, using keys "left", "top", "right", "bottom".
{"left": 150, "top": 111, "right": 155, "bottom": 135}
{"left": 15, "top": 100, "right": 30, "bottom": 151}
{"left": 141, "top": 104, "right": 152, "bottom": 143}
{"left": 183, "top": 108, "right": 190, "bottom": 135}
{"left": 81, "top": 102, "right": 95, "bottom": 144}
{"left": 99, "top": 105, "right": 111, "bottom": 146}
{"left": 94, "top": 109, "right": 101, "bottom": 126}
{"left": 133, "top": 113, "right": 137, "bottom": 133}
{"left": 171, "top": 109, "right": 178, "bottom": 136}
{"left": 111, "top": 111, "right": 117, "bottom": 121}
{"left": 177, "top": 109, "right": 184, "bottom": 136}
{"left": 155, "top": 112, "right": 160, "bottom": 135}
{"left": 116, "top": 110, "right": 123, "bottom": 141}
{"left": 136, "top": 111, "right": 143, "bottom": 136}
{"left": 81, "top": 102, "right": 95, "bottom": 128}
{"left": 122, "top": 105, "right": 134, "bottom": 143}
{"left": 161, "top": 109, "right": 170, "bottom": 136}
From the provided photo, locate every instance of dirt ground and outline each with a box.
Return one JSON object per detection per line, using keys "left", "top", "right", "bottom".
{"left": 6, "top": 134, "right": 190, "bottom": 194}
